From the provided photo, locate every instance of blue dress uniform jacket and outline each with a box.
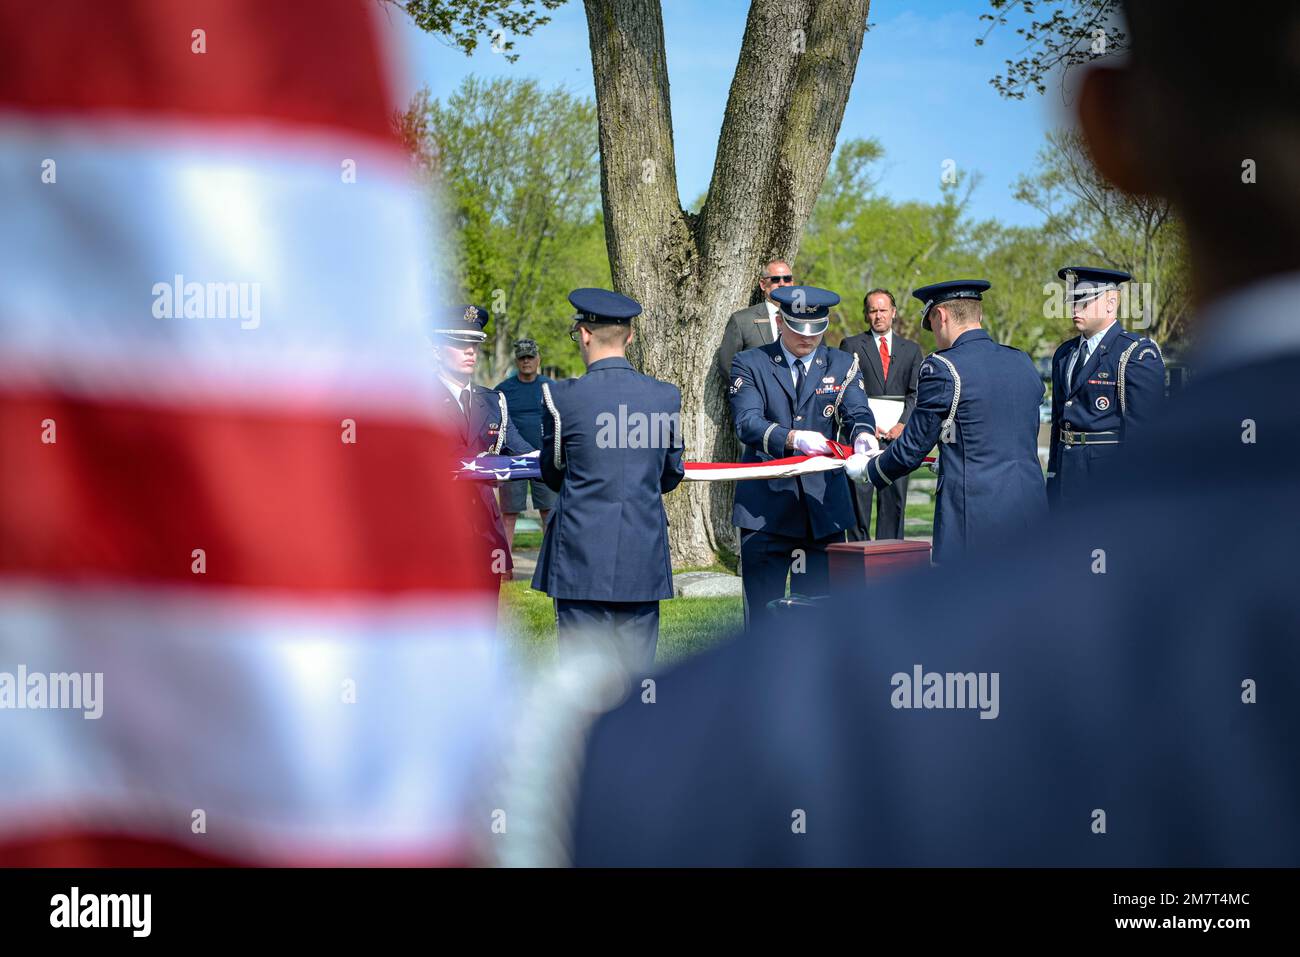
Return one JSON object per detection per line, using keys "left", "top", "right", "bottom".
{"left": 443, "top": 383, "right": 533, "bottom": 573}
{"left": 1047, "top": 322, "right": 1165, "bottom": 505}
{"left": 729, "top": 342, "right": 875, "bottom": 539}
{"left": 531, "top": 357, "right": 685, "bottom": 602}
{"left": 866, "top": 328, "right": 1046, "bottom": 564}
{"left": 565, "top": 338, "right": 1300, "bottom": 867}
{"left": 838, "top": 331, "right": 924, "bottom": 541}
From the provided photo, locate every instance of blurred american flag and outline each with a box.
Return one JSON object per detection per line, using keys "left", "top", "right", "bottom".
{"left": 0, "top": 0, "right": 507, "bottom": 866}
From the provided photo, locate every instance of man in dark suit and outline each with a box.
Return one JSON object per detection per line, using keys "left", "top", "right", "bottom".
{"left": 838, "top": 289, "right": 923, "bottom": 540}
{"left": 531, "top": 289, "right": 685, "bottom": 671}
{"left": 553, "top": 1, "right": 1300, "bottom": 866}
{"left": 717, "top": 259, "right": 793, "bottom": 381}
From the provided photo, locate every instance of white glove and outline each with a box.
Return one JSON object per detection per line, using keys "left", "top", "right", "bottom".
{"left": 853, "top": 432, "right": 880, "bottom": 455}
{"left": 844, "top": 452, "right": 872, "bottom": 484}
{"left": 791, "top": 431, "right": 831, "bottom": 455}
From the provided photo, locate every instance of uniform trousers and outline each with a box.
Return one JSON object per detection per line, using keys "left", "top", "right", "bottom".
{"left": 555, "top": 598, "right": 659, "bottom": 672}
{"left": 739, "top": 529, "right": 841, "bottom": 632}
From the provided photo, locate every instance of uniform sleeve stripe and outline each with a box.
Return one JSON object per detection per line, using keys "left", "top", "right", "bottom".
{"left": 868, "top": 454, "right": 892, "bottom": 487}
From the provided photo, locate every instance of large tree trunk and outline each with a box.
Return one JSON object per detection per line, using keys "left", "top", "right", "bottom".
{"left": 583, "top": 0, "right": 870, "bottom": 567}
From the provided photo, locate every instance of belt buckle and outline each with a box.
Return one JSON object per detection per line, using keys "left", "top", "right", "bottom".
{"left": 1076, "top": 432, "right": 1086, "bottom": 446}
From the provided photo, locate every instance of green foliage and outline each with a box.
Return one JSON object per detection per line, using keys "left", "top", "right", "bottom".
{"left": 392, "top": 0, "right": 568, "bottom": 63}
{"left": 801, "top": 131, "right": 1188, "bottom": 358}
{"left": 970, "top": 221, "right": 1071, "bottom": 357}
{"left": 397, "top": 77, "right": 609, "bottom": 380}
{"left": 802, "top": 138, "right": 1061, "bottom": 355}
{"left": 1013, "top": 128, "right": 1190, "bottom": 347}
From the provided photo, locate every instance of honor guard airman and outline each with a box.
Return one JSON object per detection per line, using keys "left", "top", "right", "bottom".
{"left": 729, "top": 285, "right": 876, "bottom": 630}
{"left": 1047, "top": 267, "right": 1166, "bottom": 507}
{"left": 432, "top": 305, "right": 533, "bottom": 588}
{"left": 531, "top": 289, "right": 685, "bottom": 671}
{"left": 850, "top": 280, "right": 1046, "bottom": 565}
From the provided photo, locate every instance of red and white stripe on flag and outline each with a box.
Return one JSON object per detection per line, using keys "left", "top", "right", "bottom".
{"left": 0, "top": 0, "right": 505, "bottom": 866}
{"left": 683, "top": 443, "right": 853, "bottom": 482}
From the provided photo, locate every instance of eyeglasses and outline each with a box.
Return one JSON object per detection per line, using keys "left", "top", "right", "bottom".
{"left": 763, "top": 274, "right": 794, "bottom": 284}
{"left": 569, "top": 327, "right": 580, "bottom": 343}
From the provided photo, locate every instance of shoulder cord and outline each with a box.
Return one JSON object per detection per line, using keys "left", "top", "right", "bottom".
{"left": 1117, "top": 339, "right": 1162, "bottom": 415}
{"left": 831, "top": 352, "right": 860, "bottom": 438}
{"left": 928, "top": 354, "right": 962, "bottom": 445}
{"left": 541, "top": 382, "right": 564, "bottom": 470}
{"left": 492, "top": 391, "right": 509, "bottom": 454}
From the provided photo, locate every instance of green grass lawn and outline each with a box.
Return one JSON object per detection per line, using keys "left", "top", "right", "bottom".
{"left": 499, "top": 579, "right": 742, "bottom": 669}
{"left": 511, "top": 529, "right": 544, "bottom": 550}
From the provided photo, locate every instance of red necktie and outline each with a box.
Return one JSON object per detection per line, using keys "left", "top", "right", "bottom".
{"left": 878, "top": 335, "right": 890, "bottom": 381}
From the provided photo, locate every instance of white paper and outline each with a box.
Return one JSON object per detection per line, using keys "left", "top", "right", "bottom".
{"left": 868, "top": 397, "right": 906, "bottom": 432}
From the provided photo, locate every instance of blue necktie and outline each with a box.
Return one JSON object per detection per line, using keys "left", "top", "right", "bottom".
{"left": 1069, "top": 340, "right": 1090, "bottom": 391}
{"left": 794, "top": 358, "right": 806, "bottom": 396}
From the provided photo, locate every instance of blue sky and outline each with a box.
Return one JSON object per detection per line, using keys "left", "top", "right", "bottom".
{"left": 388, "top": 0, "right": 1075, "bottom": 227}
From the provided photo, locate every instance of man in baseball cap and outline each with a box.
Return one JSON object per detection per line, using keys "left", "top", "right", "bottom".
{"left": 495, "top": 336, "right": 555, "bottom": 563}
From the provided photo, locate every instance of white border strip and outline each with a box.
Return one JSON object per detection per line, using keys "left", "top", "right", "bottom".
{"left": 0, "top": 581, "right": 508, "bottom": 861}
{"left": 0, "top": 118, "right": 446, "bottom": 419}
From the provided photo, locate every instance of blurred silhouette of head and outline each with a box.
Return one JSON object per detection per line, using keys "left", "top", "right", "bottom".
{"left": 1079, "top": 3, "right": 1300, "bottom": 309}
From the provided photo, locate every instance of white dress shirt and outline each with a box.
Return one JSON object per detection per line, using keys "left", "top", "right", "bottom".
{"left": 872, "top": 329, "right": 894, "bottom": 372}
{"left": 766, "top": 300, "right": 780, "bottom": 342}
{"left": 438, "top": 373, "right": 472, "bottom": 414}
{"left": 778, "top": 340, "right": 813, "bottom": 390}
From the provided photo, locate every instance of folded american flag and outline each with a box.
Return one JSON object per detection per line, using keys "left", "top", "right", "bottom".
{"left": 456, "top": 451, "right": 543, "bottom": 481}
